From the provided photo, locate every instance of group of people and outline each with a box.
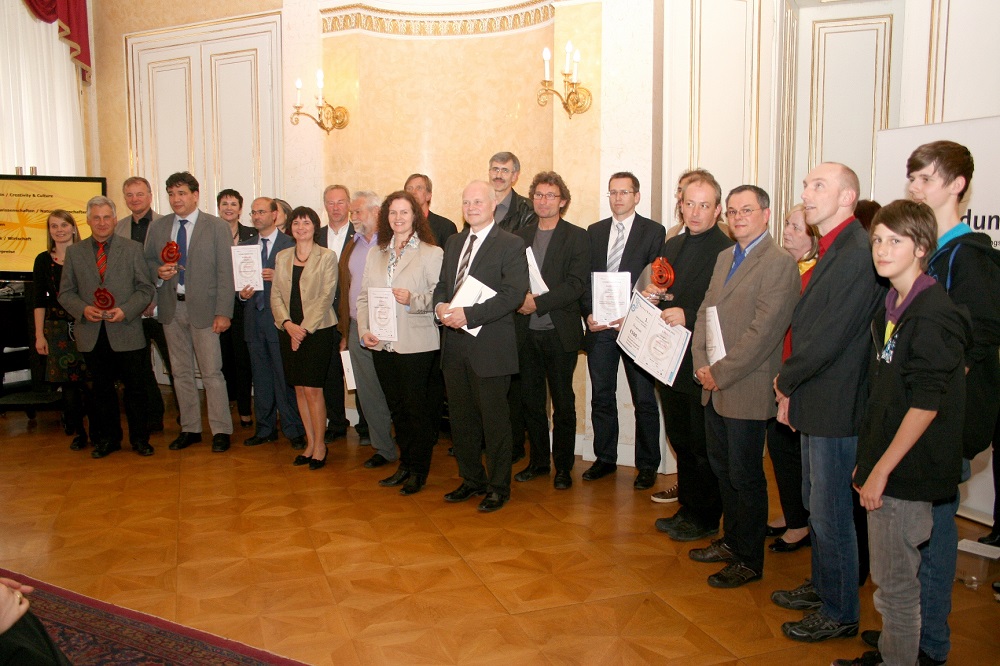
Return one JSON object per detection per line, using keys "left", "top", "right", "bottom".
{"left": 31, "top": 143, "right": 1000, "bottom": 665}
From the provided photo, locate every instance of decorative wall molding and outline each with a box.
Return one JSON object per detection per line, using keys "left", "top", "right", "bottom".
{"left": 925, "top": 0, "right": 950, "bottom": 123}
{"left": 320, "top": 1, "right": 554, "bottom": 37}
{"left": 807, "top": 15, "right": 892, "bottom": 187}
{"left": 775, "top": 0, "right": 798, "bottom": 225}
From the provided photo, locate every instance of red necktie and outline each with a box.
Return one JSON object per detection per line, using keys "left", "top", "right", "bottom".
{"left": 97, "top": 241, "right": 107, "bottom": 282}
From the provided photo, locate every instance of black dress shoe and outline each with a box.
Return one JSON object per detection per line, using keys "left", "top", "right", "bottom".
{"left": 379, "top": 467, "right": 410, "bottom": 487}
{"left": 444, "top": 483, "right": 487, "bottom": 503}
{"left": 553, "top": 470, "right": 572, "bottom": 490}
{"left": 363, "top": 453, "right": 390, "bottom": 469}
{"left": 634, "top": 469, "right": 657, "bottom": 490}
{"left": 244, "top": 432, "right": 278, "bottom": 447}
{"left": 582, "top": 460, "right": 617, "bottom": 481}
{"left": 478, "top": 492, "right": 508, "bottom": 513}
{"left": 400, "top": 474, "right": 426, "bottom": 496}
{"left": 169, "top": 432, "right": 202, "bottom": 450}
{"left": 514, "top": 466, "right": 550, "bottom": 482}
{"left": 289, "top": 435, "right": 307, "bottom": 450}
{"left": 766, "top": 524, "right": 788, "bottom": 537}
{"left": 69, "top": 434, "right": 88, "bottom": 450}
{"left": 309, "top": 451, "right": 328, "bottom": 470}
{"left": 324, "top": 428, "right": 347, "bottom": 443}
{"left": 769, "top": 533, "right": 811, "bottom": 553}
{"left": 707, "top": 562, "right": 762, "bottom": 588}
{"left": 131, "top": 441, "right": 155, "bottom": 457}
{"left": 979, "top": 530, "right": 1000, "bottom": 546}
{"left": 239, "top": 417, "right": 254, "bottom": 430}
{"left": 211, "top": 434, "right": 231, "bottom": 452}
{"left": 91, "top": 441, "right": 121, "bottom": 459}
{"left": 293, "top": 455, "right": 310, "bottom": 466}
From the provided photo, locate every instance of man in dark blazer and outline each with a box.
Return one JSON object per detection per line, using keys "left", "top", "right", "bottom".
{"left": 771, "top": 163, "right": 884, "bottom": 643}
{"left": 316, "top": 184, "right": 354, "bottom": 441}
{"left": 649, "top": 172, "right": 733, "bottom": 542}
{"left": 238, "top": 197, "right": 306, "bottom": 449}
{"left": 581, "top": 172, "right": 665, "bottom": 490}
{"left": 144, "top": 171, "right": 235, "bottom": 453}
{"left": 690, "top": 185, "right": 800, "bottom": 588}
{"left": 116, "top": 175, "right": 170, "bottom": 432}
{"left": 60, "top": 196, "right": 156, "bottom": 458}
{"left": 512, "top": 171, "right": 589, "bottom": 490}
{"left": 405, "top": 173, "right": 458, "bottom": 246}
{"left": 433, "top": 180, "right": 529, "bottom": 512}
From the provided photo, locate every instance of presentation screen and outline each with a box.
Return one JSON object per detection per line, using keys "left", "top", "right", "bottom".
{"left": 0, "top": 175, "right": 106, "bottom": 280}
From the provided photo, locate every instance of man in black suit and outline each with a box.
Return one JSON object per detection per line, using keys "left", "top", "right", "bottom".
{"left": 405, "top": 173, "right": 458, "bottom": 246}
{"left": 316, "top": 184, "right": 354, "bottom": 442}
{"left": 581, "top": 172, "right": 665, "bottom": 490}
{"left": 238, "top": 197, "right": 306, "bottom": 449}
{"left": 434, "top": 180, "right": 529, "bottom": 512}
{"left": 490, "top": 151, "right": 536, "bottom": 233}
{"left": 116, "top": 175, "right": 170, "bottom": 432}
{"left": 512, "top": 171, "right": 589, "bottom": 490}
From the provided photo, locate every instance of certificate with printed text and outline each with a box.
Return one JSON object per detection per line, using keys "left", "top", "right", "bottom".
{"left": 617, "top": 293, "right": 691, "bottom": 386}
{"left": 230, "top": 246, "right": 263, "bottom": 292}
{"left": 591, "top": 271, "right": 631, "bottom": 325}
{"left": 367, "top": 287, "right": 398, "bottom": 342}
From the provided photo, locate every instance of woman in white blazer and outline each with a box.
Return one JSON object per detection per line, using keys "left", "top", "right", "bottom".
{"left": 357, "top": 191, "right": 443, "bottom": 495}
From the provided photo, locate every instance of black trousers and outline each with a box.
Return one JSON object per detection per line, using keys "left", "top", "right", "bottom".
{"left": 766, "top": 418, "right": 810, "bottom": 530}
{"left": 520, "top": 328, "right": 579, "bottom": 472}
{"left": 83, "top": 325, "right": 152, "bottom": 445}
{"left": 322, "top": 327, "right": 349, "bottom": 432}
{"left": 372, "top": 349, "right": 436, "bottom": 476}
{"left": 658, "top": 384, "right": 722, "bottom": 529}
{"left": 220, "top": 311, "right": 253, "bottom": 418}
{"left": 122, "top": 317, "right": 171, "bottom": 429}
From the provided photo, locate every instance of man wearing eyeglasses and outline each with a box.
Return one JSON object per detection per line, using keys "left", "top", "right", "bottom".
{"left": 646, "top": 171, "right": 733, "bottom": 542}
{"left": 489, "top": 152, "right": 536, "bottom": 233}
{"left": 580, "top": 172, "right": 665, "bottom": 490}
{"left": 688, "top": 185, "right": 799, "bottom": 588}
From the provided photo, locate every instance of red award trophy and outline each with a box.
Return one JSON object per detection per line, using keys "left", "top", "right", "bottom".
{"left": 94, "top": 287, "right": 115, "bottom": 319}
{"left": 161, "top": 240, "right": 181, "bottom": 264}
{"left": 651, "top": 257, "right": 675, "bottom": 290}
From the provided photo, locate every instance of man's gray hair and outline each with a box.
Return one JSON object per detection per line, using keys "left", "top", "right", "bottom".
{"left": 489, "top": 151, "right": 521, "bottom": 173}
{"left": 353, "top": 190, "right": 381, "bottom": 210}
{"left": 87, "top": 195, "right": 117, "bottom": 219}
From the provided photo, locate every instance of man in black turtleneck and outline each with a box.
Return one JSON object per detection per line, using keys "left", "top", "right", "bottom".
{"left": 647, "top": 170, "right": 734, "bottom": 542}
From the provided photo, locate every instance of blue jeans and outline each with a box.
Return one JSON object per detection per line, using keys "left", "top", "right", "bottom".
{"left": 801, "top": 433, "right": 860, "bottom": 623}
{"left": 917, "top": 459, "right": 970, "bottom": 662}
{"left": 869, "top": 496, "right": 932, "bottom": 666}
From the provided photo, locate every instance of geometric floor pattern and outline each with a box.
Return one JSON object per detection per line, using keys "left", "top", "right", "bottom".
{"left": 1, "top": 404, "right": 997, "bottom": 665}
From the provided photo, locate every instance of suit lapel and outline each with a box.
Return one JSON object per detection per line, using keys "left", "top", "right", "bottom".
{"left": 619, "top": 215, "right": 648, "bottom": 271}
{"left": 594, "top": 219, "right": 612, "bottom": 269}
{"left": 468, "top": 225, "right": 499, "bottom": 276}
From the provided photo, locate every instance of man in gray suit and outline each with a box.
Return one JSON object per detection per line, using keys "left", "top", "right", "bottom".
{"left": 690, "top": 185, "right": 800, "bottom": 588}
{"left": 144, "top": 171, "right": 235, "bottom": 452}
{"left": 59, "top": 196, "right": 156, "bottom": 458}
{"left": 116, "top": 175, "right": 171, "bottom": 432}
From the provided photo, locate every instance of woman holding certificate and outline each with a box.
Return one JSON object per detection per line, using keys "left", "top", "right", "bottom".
{"left": 357, "top": 191, "right": 443, "bottom": 495}
{"left": 272, "top": 206, "right": 339, "bottom": 470}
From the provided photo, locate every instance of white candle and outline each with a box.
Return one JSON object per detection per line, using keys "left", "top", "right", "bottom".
{"left": 564, "top": 41, "right": 573, "bottom": 75}
{"left": 542, "top": 47, "right": 551, "bottom": 81}
{"left": 295, "top": 78, "right": 302, "bottom": 106}
{"left": 572, "top": 49, "right": 581, "bottom": 83}
{"left": 315, "top": 69, "right": 324, "bottom": 105}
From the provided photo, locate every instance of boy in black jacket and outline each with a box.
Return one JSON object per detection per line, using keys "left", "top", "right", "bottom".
{"left": 835, "top": 200, "right": 971, "bottom": 666}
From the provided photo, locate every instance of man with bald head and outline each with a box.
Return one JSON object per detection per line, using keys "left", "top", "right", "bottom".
{"left": 433, "top": 180, "right": 529, "bottom": 512}
{"left": 771, "top": 163, "right": 884, "bottom": 643}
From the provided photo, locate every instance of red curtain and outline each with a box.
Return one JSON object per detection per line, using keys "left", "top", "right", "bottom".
{"left": 22, "top": 0, "right": 92, "bottom": 82}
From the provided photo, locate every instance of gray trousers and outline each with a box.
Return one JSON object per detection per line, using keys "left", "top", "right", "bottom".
{"left": 163, "top": 301, "right": 233, "bottom": 435}
{"left": 869, "top": 495, "right": 933, "bottom": 666}
{"left": 348, "top": 318, "right": 397, "bottom": 461}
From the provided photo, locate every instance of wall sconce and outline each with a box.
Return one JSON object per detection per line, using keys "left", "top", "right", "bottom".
{"left": 537, "top": 41, "right": 592, "bottom": 119}
{"left": 290, "top": 69, "right": 349, "bottom": 134}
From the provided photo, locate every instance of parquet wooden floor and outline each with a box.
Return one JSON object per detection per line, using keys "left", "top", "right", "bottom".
{"left": 1, "top": 401, "right": 998, "bottom": 665}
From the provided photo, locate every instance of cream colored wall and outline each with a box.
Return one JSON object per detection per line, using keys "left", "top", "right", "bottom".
{"left": 88, "top": 0, "right": 281, "bottom": 204}
{"left": 318, "top": 28, "right": 554, "bottom": 223}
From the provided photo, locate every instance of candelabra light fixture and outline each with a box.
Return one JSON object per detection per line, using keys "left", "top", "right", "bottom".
{"left": 537, "top": 41, "right": 591, "bottom": 119}
{"left": 290, "top": 69, "right": 349, "bottom": 134}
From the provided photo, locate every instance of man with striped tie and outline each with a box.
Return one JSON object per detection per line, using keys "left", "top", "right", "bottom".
{"left": 580, "top": 172, "right": 665, "bottom": 490}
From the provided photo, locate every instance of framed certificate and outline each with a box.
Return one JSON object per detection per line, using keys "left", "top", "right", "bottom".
{"left": 368, "top": 287, "right": 398, "bottom": 342}
{"left": 231, "top": 246, "right": 264, "bottom": 291}
{"left": 591, "top": 271, "right": 631, "bottom": 325}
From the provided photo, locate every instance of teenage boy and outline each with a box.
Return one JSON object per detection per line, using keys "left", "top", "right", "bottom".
{"left": 834, "top": 200, "right": 971, "bottom": 666}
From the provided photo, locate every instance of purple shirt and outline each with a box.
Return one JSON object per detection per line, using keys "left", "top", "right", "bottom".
{"left": 348, "top": 232, "right": 378, "bottom": 320}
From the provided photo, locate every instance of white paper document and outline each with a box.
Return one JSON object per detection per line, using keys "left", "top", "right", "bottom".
{"left": 616, "top": 293, "right": 691, "bottom": 386}
{"left": 367, "top": 287, "right": 398, "bottom": 342}
{"left": 591, "top": 271, "right": 631, "bottom": 325}
{"left": 526, "top": 248, "right": 549, "bottom": 294}
{"left": 341, "top": 350, "right": 356, "bottom": 390}
{"left": 705, "top": 305, "right": 727, "bottom": 365}
{"left": 448, "top": 275, "right": 496, "bottom": 337}
{"left": 231, "top": 246, "right": 264, "bottom": 292}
